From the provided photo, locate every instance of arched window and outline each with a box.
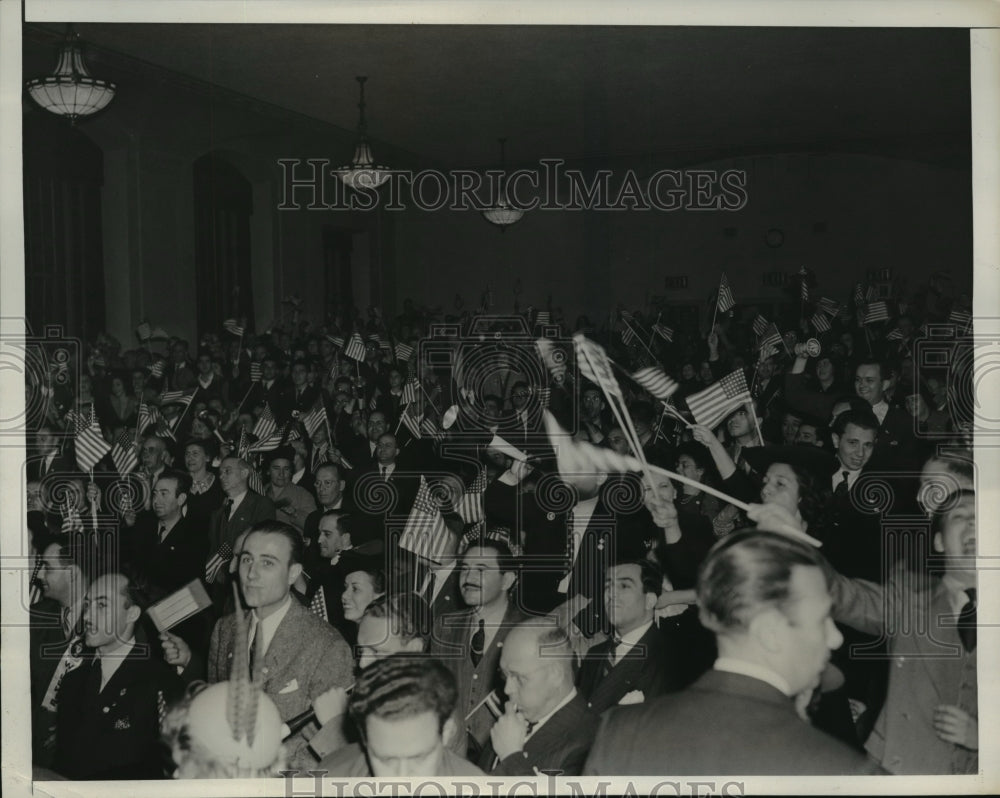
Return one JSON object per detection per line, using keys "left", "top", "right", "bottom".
{"left": 193, "top": 153, "right": 254, "bottom": 336}
{"left": 23, "top": 112, "right": 106, "bottom": 338}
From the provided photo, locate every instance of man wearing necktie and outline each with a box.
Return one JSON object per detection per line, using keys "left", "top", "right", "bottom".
{"left": 829, "top": 488, "right": 978, "bottom": 774}
{"left": 577, "top": 560, "right": 682, "bottom": 714}
{"left": 480, "top": 620, "right": 599, "bottom": 776}
{"left": 54, "top": 572, "right": 183, "bottom": 779}
{"left": 429, "top": 540, "right": 526, "bottom": 760}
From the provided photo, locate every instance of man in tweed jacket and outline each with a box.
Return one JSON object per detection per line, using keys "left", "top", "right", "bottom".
{"left": 163, "top": 520, "right": 354, "bottom": 770}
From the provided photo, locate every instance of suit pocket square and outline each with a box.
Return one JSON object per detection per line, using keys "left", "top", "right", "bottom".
{"left": 618, "top": 690, "right": 645, "bottom": 705}
{"left": 278, "top": 679, "right": 299, "bottom": 694}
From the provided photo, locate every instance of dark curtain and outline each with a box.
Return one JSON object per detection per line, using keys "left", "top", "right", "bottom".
{"left": 323, "top": 226, "right": 354, "bottom": 324}
{"left": 193, "top": 154, "right": 254, "bottom": 337}
{"left": 23, "top": 112, "right": 106, "bottom": 339}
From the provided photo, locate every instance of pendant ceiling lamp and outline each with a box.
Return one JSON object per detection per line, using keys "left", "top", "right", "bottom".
{"left": 26, "top": 25, "right": 116, "bottom": 123}
{"left": 335, "top": 76, "right": 391, "bottom": 191}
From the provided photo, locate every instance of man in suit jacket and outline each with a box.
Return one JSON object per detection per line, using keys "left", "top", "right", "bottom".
{"left": 208, "top": 456, "right": 276, "bottom": 567}
{"left": 350, "top": 432, "right": 419, "bottom": 545}
{"left": 265, "top": 447, "right": 318, "bottom": 532}
{"left": 584, "top": 530, "right": 878, "bottom": 776}
{"left": 480, "top": 620, "right": 599, "bottom": 776}
{"left": 429, "top": 539, "right": 527, "bottom": 759}
{"left": 577, "top": 560, "right": 682, "bottom": 714}
{"left": 162, "top": 521, "right": 354, "bottom": 771}
{"left": 829, "top": 488, "right": 978, "bottom": 774}
{"left": 54, "top": 572, "right": 184, "bottom": 780}
{"left": 30, "top": 540, "right": 91, "bottom": 770}
{"left": 129, "top": 471, "right": 208, "bottom": 594}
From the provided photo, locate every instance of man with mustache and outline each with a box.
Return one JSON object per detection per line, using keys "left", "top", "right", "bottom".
{"left": 429, "top": 538, "right": 526, "bottom": 761}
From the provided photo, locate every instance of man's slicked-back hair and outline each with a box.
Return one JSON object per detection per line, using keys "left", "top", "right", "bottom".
{"left": 348, "top": 654, "right": 457, "bottom": 737}
{"left": 832, "top": 408, "right": 880, "bottom": 437}
{"left": 243, "top": 519, "right": 305, "bottom": 566}
{"left": 697, "top": 530, "right": 831, "bottom": 633}
{"left": 158, "top": 469, "right": 192, "bottom": 498}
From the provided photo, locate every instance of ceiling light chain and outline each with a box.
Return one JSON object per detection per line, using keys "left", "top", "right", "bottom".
{"left": 335, "top": 75, "right": 391, "bottom": 190}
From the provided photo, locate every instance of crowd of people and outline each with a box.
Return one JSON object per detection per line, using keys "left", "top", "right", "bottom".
{"left": 24, "top": 270, "right": 979, "bottom": 780}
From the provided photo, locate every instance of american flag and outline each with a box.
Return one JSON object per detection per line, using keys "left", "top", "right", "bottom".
{"left": 75, "top": 408, "right": 110, "bottom": 472}
{"left": 543, "top": 411, "right": 642, "bottom": 476}
{"left": 420, "top": 415, "right": 444, "bottom": 441}
{"left": 253, "top": 404, "right": 278, "bottom": 441}
{"left": 326, "top": 335, "right": 345, "bottom": 349}
{"left": 401, "top": 405, "right": 422, "bottom": 439}
{"left": 247, "top": 430, "right": 288, "bottom": 453}
{"left": 148, "top": 360, "right": 166, "bottom": 378}
{"left": 136, "top": 321, "right": 152, "bottom": 341}
{"left": 249, "top": 362, "right": 262, "bottom": 383}
{"left": 535, "top": 311, "right": 551, "bottom": 326}
{"left": 752, "top": 314, "right": 769, "bottom": 337}
{"left": 818, "top": 297, "right": 840, "bottom": 316}
{"left": 573, "top": 334, "right": 622, "bottom": 401}
{"left": 28, "top": 557, "right": 43, "bottom": 605}
{"left": 866, "top": 285, "right": 879, "bottom": 302}
{"left": 810, "top": 312, "right": 832, "bottom": 334}
{"left": 368, "top": 392, "right": 379, "bottom": 411}
{"left": 344, "top": 333, "right": 367, "bottom": 362}
{"left": 401, "top": 378, "right": 420, "bottom": 406}
{"left": 798, "top": 267, "right": 809, "bottom": 301}
{"left": 236, "top": 427, "right": 252, "bottom": 458}
{"left": 862, "top": 301, "right": 890, "bottom": 325}
{"left": 308, "top": 586, "right": 329, "bottom": 621}
{"left": 630, "top": 367, "right": 678, "bottom": 401}
{"left": 223, "top": 319, "right": 245, "bottom": 337}
{"left": 685, "top": 369, "right": 751, "bottom": 429}
{"left": 621, "top": 325, "right": 638, "bottom": 346}
{"left": 456, "top": 468, "right": 488, "bottom": 524}
{"left": 159, "top": 389, "right": 195, "bottom": 407}
{"left": 136, "top": 403, "right": 156, "bottom": 436}
{"left": 651, "top": 322, "right": 674, "bottom": 343}
{"left": 949, "top": 310, "right": 972, "bottom": 332}
{"left": 716, "top": 273, "right": 736, "bottom": 313}
{"left": 853, "top": 283, "right": 866, "bottom": 308}
{"left": 759, "top": 323, "right": 783, "bottom": 355}
{"left": 395, "top": 342, "right": 414, "bottom": 362}
{"left": 537, "top": 387, "right": 551, "bottom": 408}
{"left": 110, "top": 430, "right": 139, "bottom": 476}
{"left": 301, "top": 402, "right": 327, "bottom": 439}
{"left": 61, "top": 497, "right": 83, "bottom": 535}
{"left": 886, "top": 327, "right": 905, "bottom": 341}
{"left": 205, "top": 542, "right": 234, "bottom": 583}
{"left": 368, "top": 334, "right": 384, "bottom": 349}
{"left": 398, "top": 476, "right": 452, "bottom": 562}
{"left": 247, "top": 464, "right": 265, "bottom": 495}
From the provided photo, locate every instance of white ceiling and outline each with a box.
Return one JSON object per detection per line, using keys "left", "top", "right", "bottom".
{"left": 24, "top": 24, "right": 970, "bottom": 168}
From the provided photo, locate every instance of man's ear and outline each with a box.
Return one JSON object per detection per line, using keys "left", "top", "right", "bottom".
{"left": 177, "top": 491, "right": 188, "bottom": 509}
{"left": 748, "top": 609, "right": 783, "bottom": 653}
{"left": 125, "top": 602, "right": 142, "bottom": 626}
{"left": 881, "top": 378, "right": 891, "bottom": 395}
{"left": 831, "top": 433, "right": 840, "bottom": 450}
{"left": 501, "top": 571, "right": 517, "bottom": 593}
{"left": 933, "top": 531, "right": 944, "bottom": 554}
{"left": 288, "top": 562, "right": 304, "bottom": 587}
{"left": 645, "top": 592, "right": 658, "bottom": 612}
